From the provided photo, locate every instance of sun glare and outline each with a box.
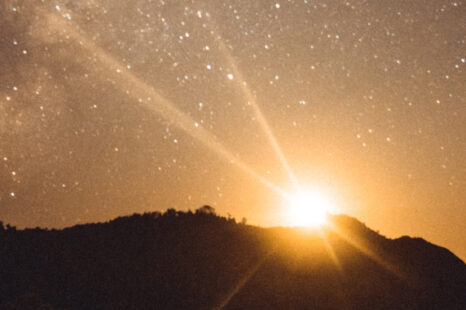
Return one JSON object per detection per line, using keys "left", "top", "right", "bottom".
{"left": 287, "top": 188, "right": 334, "bottom": 228}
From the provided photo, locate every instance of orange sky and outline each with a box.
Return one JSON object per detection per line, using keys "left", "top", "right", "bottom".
{"left": 1, "top": 1, "right": 465, "bottom": 260}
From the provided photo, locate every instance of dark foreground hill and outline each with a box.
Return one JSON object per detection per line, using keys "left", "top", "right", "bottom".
{"left": 1, "top": 208, "right": 465, "bottom": 310}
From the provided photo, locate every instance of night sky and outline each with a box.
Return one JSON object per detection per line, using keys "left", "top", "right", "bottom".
{"left": 1, "top": 1, "right": 465, "bottom": 258}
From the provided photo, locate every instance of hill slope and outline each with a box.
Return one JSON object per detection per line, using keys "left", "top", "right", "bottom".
{"left": 0, "top": 209, "right": 465, "bottom": 309}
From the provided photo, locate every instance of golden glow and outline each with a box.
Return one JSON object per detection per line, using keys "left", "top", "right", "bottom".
{"left": 286, "top": 188, "right": 335, "bottom": 228}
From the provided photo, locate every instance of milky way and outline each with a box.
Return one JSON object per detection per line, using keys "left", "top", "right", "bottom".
{"left": 0, "top": 1, "right": 465, "bottom": 258}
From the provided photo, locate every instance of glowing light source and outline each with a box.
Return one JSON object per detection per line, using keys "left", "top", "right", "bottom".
{"left": 286, "top": 188, "right": 335, "bottom": 228}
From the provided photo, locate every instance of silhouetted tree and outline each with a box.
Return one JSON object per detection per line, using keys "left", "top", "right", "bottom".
{"left": 165, "top": 208, "right": 177, "bottom": 217}
{"left": 227, "top": 213, "right": 236, "bottom": 223}
{"left": 195, "top": 205, "right": 216, "bottom": 215}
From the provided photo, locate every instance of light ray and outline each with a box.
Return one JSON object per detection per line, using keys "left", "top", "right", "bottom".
{"left": 42, "top": 10, "right": 287, "bottom": 198}
{"left": 318, "top": 230, "right": 343, "bottom": 272}
{"left": 206, "top": 18, "right": 299, "bottom": 188}
{"left": 213, "top": 251, "right": 272, "bottom": 310}
{"left": 326, "top": 221, "right": 406, "bottom": 280}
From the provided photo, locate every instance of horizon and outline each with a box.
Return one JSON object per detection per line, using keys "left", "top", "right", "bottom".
{"left": 3, "top": 206, "right": 464, "bottom": 262}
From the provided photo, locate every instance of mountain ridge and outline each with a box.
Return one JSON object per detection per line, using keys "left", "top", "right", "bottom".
{"left": 1, "top": 208, "right": 465, "bottom": 309}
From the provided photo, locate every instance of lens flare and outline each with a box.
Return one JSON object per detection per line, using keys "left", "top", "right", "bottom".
{"left": 41, "top": 10, "right": 287, "bottom": 198}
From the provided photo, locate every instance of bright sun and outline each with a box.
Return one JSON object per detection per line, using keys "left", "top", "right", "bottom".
{"left": 287, "top": 188, "right": 334, "bottom": 228}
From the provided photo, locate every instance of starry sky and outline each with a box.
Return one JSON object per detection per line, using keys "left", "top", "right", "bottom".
{"left": 1, "top": 0, "right": 465, "bottom": 258}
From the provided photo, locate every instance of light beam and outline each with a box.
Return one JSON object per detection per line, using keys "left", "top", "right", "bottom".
{"left": 213, "top": 250, "right": 272, "bottom": 310}
{"left": 206, "top": 17, "right": 299, "bottom": 188}
{"left": 41, "top": 9, "right": 287, "bottom": 198}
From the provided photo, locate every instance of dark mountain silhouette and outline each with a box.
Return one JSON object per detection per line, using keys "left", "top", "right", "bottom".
{"left": 1, "top": 207, "right": 465, "bottom": 309}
